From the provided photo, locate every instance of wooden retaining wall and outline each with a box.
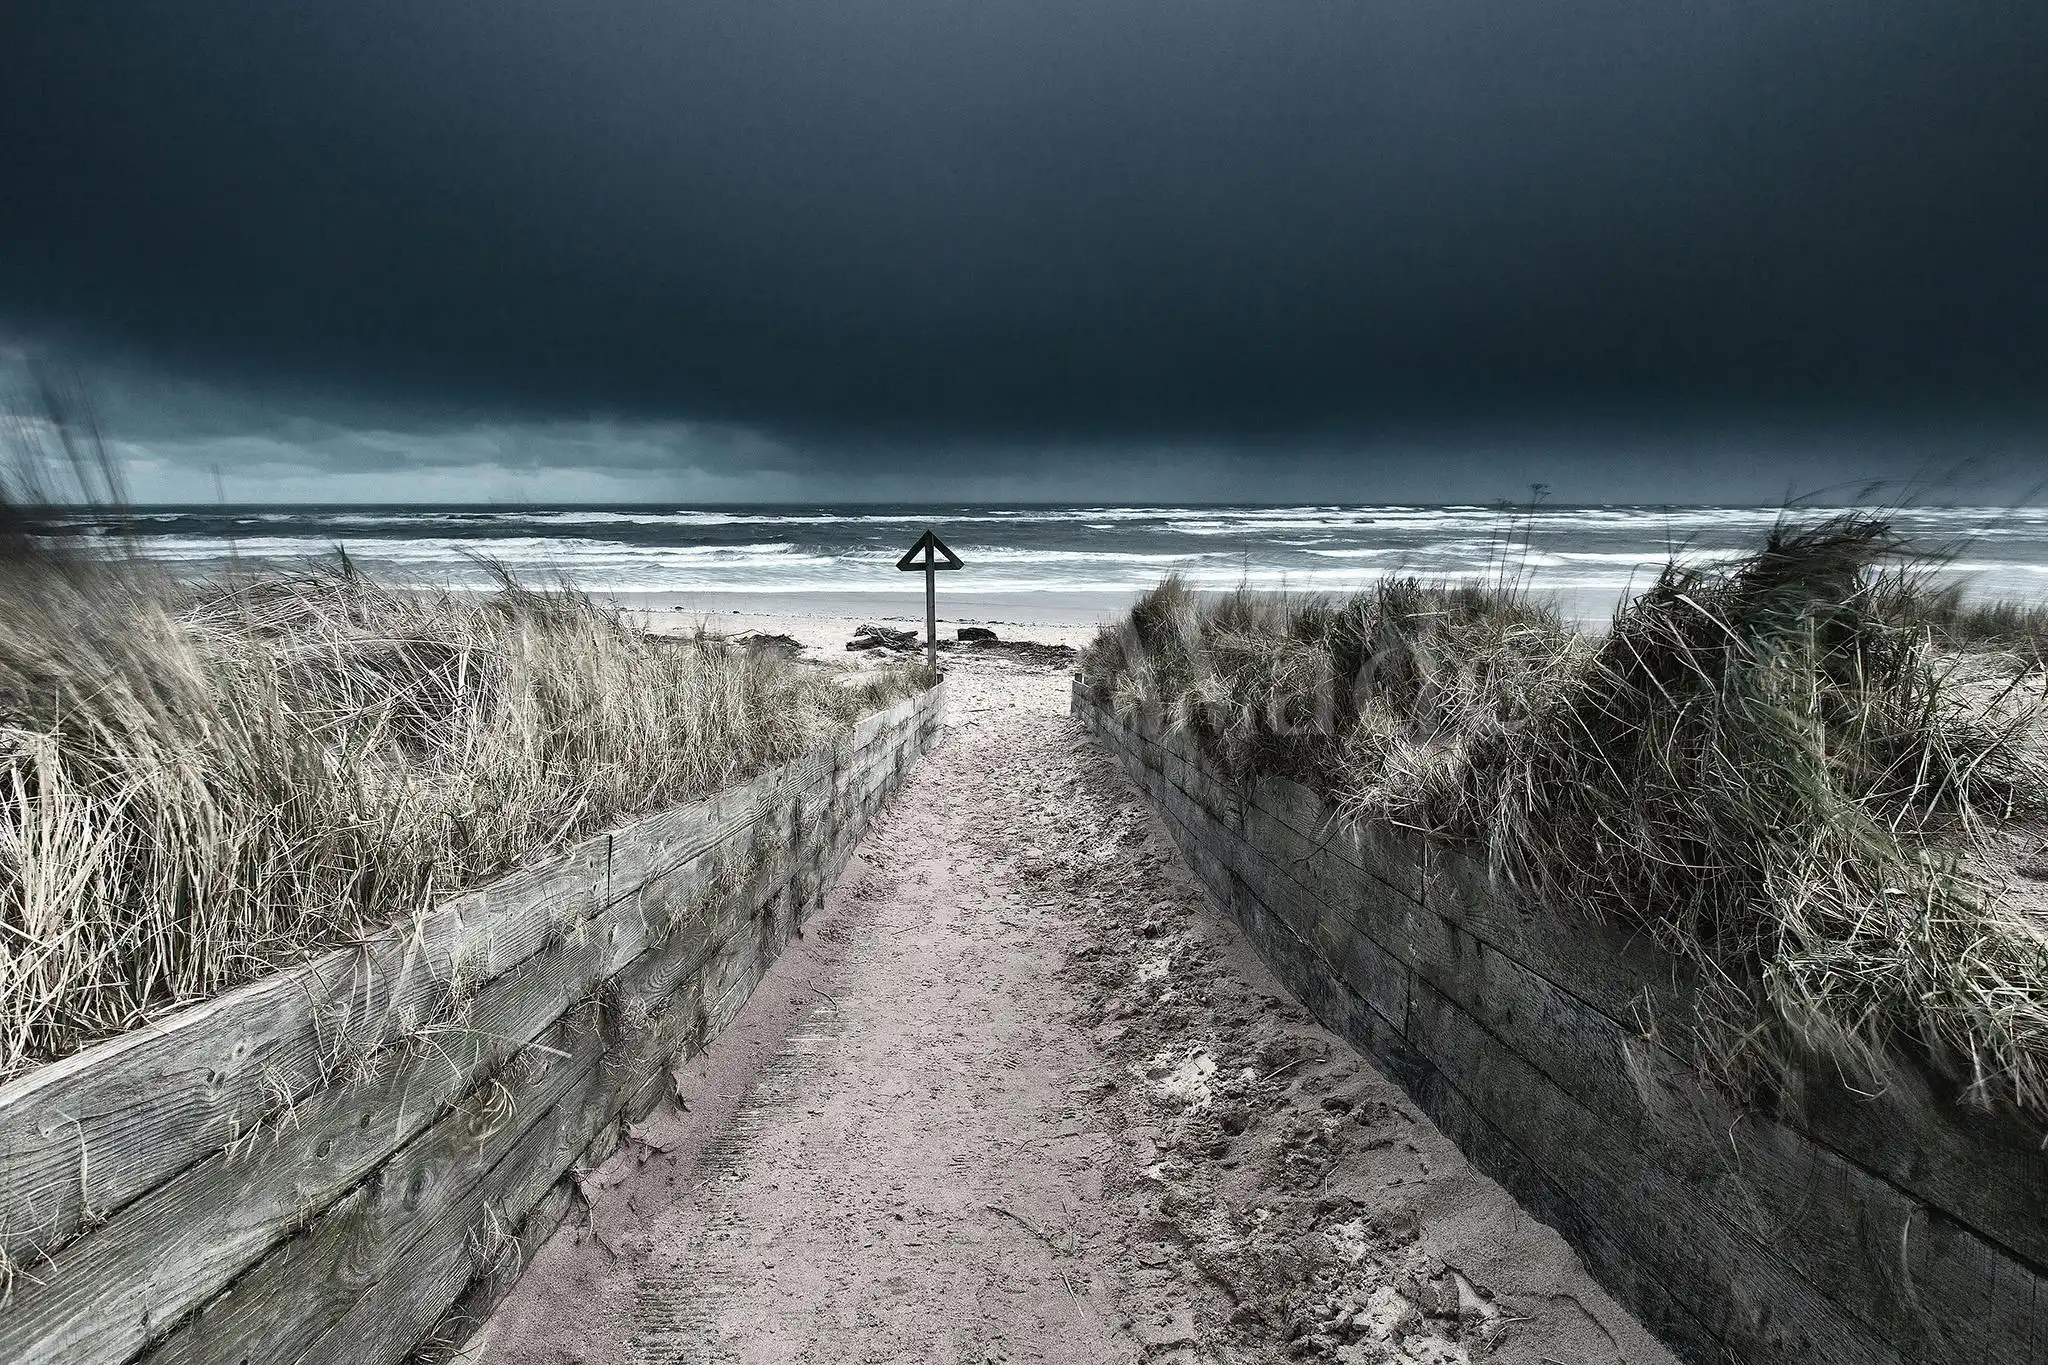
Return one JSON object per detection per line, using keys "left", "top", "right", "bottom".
{"left": 1075, "top": 684, "right": 2048, "bottom": 1365}
{"left": 0, "top": 683, "right": 945, "bottom": 1365}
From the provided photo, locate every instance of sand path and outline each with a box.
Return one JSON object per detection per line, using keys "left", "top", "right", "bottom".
{"left": 470, "top": 655, "right": 1674, "bottom": 1365}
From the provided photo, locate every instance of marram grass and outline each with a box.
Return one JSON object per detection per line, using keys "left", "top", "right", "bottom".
{"left": 1081, "top": 517, "right": 2048, "bottom": 1124}
{"left": 0, "top": 539, "right": 925, "bottom": 1078}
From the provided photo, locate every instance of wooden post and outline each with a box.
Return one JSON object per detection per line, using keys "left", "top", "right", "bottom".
{"left": 895, "top": 530, "right": 962, "bottom": 669}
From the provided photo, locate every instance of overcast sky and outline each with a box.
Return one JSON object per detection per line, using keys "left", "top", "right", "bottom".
{"left": 4, "top": 1, "right": 2044, "bottom": 503}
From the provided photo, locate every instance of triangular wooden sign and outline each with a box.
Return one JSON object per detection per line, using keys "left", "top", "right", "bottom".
{"left": 896, "top": 529, "right": 963, "bottom": 572}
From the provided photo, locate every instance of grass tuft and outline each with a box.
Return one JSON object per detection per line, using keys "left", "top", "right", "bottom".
{"left": 0, "top": 524, "right": 924, "bottom": 1078}
{"left": 1083, "top": 517, "right": 2048, "bottom": 1121}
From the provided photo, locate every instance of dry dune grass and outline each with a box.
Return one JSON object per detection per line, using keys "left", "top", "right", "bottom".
{"left": 1082, "top": 517, "right": 2048, "bottom": 1123}
{"left": 0, "top": 531, "right": 924, "bottom": 1078}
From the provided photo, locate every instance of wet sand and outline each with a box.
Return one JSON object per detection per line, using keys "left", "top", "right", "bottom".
{"left": 609, "top": 588, "right": 1140, "bottom": 635}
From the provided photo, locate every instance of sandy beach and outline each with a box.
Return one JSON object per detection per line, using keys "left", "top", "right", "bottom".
{"left": 467, "top": 602, "right": 1674, "bottom": 1365}
{"left": 18, "top": 6, "right": 2044, "bottom": 1358}
{"left": 615, "top": 590, "right": 1133, "bottom": 646}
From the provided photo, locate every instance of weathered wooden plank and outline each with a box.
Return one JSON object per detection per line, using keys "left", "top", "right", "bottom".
{"left": 1235, "top": 802, "right": 1719, "bottom": 1148}
{"left": 1155, "top": 737, "right": 1701, "bottom": 1055}
{"left": 1412, "top": 1068, "right": 1728, "bottom": 1365}
{"left": 1404, "top": 980, "right": 1898, "bottom": 1365}
{"left": 1080, "top": 689, "right": 1398, "bottom": 908}
{"left": 0, "top": 709, "right": 921, "bottom": 1365}
{"left": 1387, "top": 899, "right": 2044, "bottom": 1364}
{"left": 0, "top": 681, "right": 934, "bottom": 1365}
{"left": 1179, "top": 800, "right": 1412, "bottom": 1029}
{"left": 1246, "top": 770, "right": 1324, "bottom": 835}
{"left": 0, "top": 889, "right": 659, "bottom": 1365}
{"left": 1784, "top": 1059, "right": 2048, "bottom": 1276}
{"left": 1167, "top": 754, "right": 1249, "bottom": 838}
{"left": 1140, "top": 708, "right": 2048, "bottom": 1359}
{"left": 1083, "top": 703, "right": 1236, "bottom": 829}
{"left": 1102, "top": 718, "right": 1205, "bottom": 818}
{"left": 1419, "top": 843, "right": 1704, "bottom": 1046}
{"left": 1083, "top": 698, "right": 2048, "bottom": 1365}
{"left": 0, "top": 770, "right": 773, "bottom": 1266}
{"left": 285, "top": 1019, "right": 638, "bottom": 1365}
{"left": 1184, "top": 723, "right": 2044, "bottom": 1355}
{"left": 405, "top": 1175, "right": 577, "bottom": 1365}
{"left": 605, "top": 871, "right": 775, "bottom": 1031}
{"left": 1203, "top": 847, "right": 1425, "bottom": 1092}
{"left": 1133, "top": 742, "right": 1774, "bottom": 1365}
{"left": 135, "top": 1006, "right": 610, "bottom": 1365}
{"left": 1416, "top": 842, "right": 2048, "bottom": 1319}
{"left": 137, "top": 685, "right": 932, "bottom": 1365}
{"left": 1696, "top": 1116, "right": 2048, "bottom": 1365}
{"left": 197, "top": 945, "right": 721, "bottom": 1365}
{"left": 135, "top": 833, "right": 811, "bottom": 1365}
{"left": 1240, "top": 801, "right": 1419, "bottom": 947}
{"left": 851, "top": 692, "right": 917, "bottom": 751}
{"left": 1138, "top": 765, "right": 1438, "bottom": 1105}
{"left": 1127, "top": 726, "right": 1247, "bottom": 837}
{"left": 1242, "top": 772, "right": 1427, "bottom": 904}
{"left": 0, "top": 683, "right": 934, "bottom": 1268}
{"left": 0, "top": 846, "right": 588, "bottom": 1267}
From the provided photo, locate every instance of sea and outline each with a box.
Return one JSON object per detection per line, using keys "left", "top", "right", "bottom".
{"left": 44, "top": 504, "right": 2048, "bottom": 622}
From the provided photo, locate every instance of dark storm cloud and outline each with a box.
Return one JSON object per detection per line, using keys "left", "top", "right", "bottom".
{"left": 3, "top": 0, "right": 2045, "bottom": 445}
